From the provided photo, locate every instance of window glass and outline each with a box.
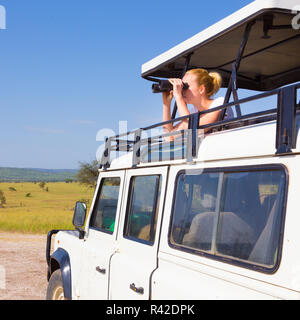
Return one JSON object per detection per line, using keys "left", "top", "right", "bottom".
{"left": 90, "top": 177, "right": 120, "bottom": 233}
{"left": 217, "top": 170, "right": 285, "bottom": 267}
{"left": 170, "top": 168, "right": 286, "bottom": 270}
{"left": 171, "top": 172, "right": 220, "bottom": 251}
{"left": 125, "top": 175, "right": 161, "bottom": 244}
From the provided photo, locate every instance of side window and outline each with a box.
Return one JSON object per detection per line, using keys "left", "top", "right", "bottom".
{"left": 124, "top": 175, "right": 161, "bottom": 244}
{"left": 90, "top": 177, "right": 121, "bottom": 233}
{"left": 217, "top": 170, "right": 285, "bottom": 267}
{"left": 171, "top": 172, "right": 220, "bottom": 251}
{"left": 170, "top": 168, "right": 286, "bottom": 271}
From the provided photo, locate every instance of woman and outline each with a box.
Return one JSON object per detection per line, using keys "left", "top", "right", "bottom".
{"left": 162, "top": 68, "right": 230, "bottom": 134}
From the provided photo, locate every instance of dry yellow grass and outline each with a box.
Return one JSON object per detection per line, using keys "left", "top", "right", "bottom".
{"left": 0, "top": 182, "right": 94, "bottom": 234}
{"left": 0, "top": 181, "right": 279, "bottom": 234}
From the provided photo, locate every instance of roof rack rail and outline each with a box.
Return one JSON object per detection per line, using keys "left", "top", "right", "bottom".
{"left": 100, "top": 82, "right": 300, "bottom": 170}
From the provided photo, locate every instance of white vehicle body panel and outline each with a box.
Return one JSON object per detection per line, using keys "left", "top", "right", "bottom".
{"left": 75, "top": 170, "right": 125, "bottom": 300}
{"left": 109, "top": 166, "right": 168, "bottom": 300}
{"left": 152, "top": 157, "right": 300, "bottom": 300}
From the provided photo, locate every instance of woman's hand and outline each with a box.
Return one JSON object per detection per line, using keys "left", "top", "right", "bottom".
{"left": 168, "top": 78, "right": 190, "bottom": 119}
{"left": 168, "top": 78, "right": 184, "bottom": 99}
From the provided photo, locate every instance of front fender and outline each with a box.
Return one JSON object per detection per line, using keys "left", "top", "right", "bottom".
{"left": 49, "top": 248, "right": 72, "bottom": 300}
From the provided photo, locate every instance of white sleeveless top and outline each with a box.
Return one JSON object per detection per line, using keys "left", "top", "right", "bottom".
{"left": 190, "top": 97, "right": 234, "bottom": 120}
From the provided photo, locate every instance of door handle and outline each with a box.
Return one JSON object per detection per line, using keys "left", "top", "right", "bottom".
{"left": 96, "top": 266, "right": 106, "bottom": 274}
{"left": 130, "top": 283, "right": 144, "bottom": 295}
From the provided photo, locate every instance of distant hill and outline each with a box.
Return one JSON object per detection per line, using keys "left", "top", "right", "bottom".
{"left": 0, "top": 167, "right": 78, "bottom": 182}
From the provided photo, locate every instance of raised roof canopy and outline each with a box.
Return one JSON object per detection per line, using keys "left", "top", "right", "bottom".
{"left": 142, "top": 0, "right": 300, "bottom": 91}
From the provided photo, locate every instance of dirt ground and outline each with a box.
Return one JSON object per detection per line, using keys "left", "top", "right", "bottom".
{"left": 0, "top": 232, "right": 48, "bottom": 300}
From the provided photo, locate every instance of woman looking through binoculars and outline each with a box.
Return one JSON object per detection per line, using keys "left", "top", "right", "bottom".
{"left": 162, "top": 68, "right": 228, "bottom": 134}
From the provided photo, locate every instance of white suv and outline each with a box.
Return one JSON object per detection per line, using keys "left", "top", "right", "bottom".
{"left": 46, "top": 0, "right": 300, "bottom": 300}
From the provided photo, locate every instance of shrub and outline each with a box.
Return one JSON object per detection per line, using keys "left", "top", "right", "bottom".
{"left": 0, "top": 190, "right": 6, "bottom": 207}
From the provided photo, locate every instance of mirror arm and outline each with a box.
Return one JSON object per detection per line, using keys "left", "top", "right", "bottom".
{"left": 75, "top": 227, "right": 85, "bottom": 240}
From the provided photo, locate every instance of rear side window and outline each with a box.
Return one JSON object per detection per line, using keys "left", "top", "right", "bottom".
{"left": 170, "top": 167, "right": 287, "bottom": 272}
{"left": 124, "top": 175, "right": 161, "bottom": 245}
{"left": 90, "top": 177, "right": 121, "bottom": 233}
{"left": 171, "top": 172, "right": 219, "bottom": 251}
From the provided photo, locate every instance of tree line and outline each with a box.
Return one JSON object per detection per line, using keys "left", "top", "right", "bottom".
{"left": 0, "top": 161, "right": 99, "bottom": 208}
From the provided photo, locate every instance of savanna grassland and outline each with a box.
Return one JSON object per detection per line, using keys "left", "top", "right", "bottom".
{"left": 0, "top": 182, "right": 94, "bottom": 234}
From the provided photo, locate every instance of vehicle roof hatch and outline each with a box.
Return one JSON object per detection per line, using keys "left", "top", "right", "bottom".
{"left": 142, "top": 0, "right": 300, "bottom": 91}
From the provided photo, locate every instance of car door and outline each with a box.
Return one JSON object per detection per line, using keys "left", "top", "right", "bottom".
{"left": 109, "top": 166, "right": 168, "bottom": 300}
{"left": 76, "top": 170, "right": 125, "bottom": 300}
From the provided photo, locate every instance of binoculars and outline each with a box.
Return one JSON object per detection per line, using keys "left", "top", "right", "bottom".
{"left": 152, "top": 80, "right": 189, "bottom": 93}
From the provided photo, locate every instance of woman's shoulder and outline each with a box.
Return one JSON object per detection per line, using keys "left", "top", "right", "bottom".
{"left": 211, "top": 96, "right": 234, "bottom": 119}
{"left": 210, "top": 97, "right": 225, "bottom": 108}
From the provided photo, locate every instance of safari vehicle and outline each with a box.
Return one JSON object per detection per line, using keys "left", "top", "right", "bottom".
{"left": 46, "top": 0, "right": 300, "bottom": 300}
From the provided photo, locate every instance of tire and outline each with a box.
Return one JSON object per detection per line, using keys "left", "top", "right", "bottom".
{"left": 46, "top": 269, "right": 68, "bottom": 300}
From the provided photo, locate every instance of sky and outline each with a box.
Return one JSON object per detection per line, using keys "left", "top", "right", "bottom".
{"left": 0, "top": 0, "right": 254, "bottom": 169}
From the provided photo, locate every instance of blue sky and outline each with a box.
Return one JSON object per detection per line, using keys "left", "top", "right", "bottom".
{"left": 0, "top": 0, "right": 254, "bottom": 169}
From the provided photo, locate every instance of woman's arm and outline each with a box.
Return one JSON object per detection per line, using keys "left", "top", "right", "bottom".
{"left": 198, "top": 108, "right": 221, "bottom": 133}
{"left": 162, "top": 90, "right": 174, "bottom": 132}
{"left": 162, "top": 79, "right": 190, "bottom": 135}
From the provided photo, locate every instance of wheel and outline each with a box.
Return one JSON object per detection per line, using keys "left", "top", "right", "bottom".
{"left": 46, "top": 269, "right": 68, "bottom": 300}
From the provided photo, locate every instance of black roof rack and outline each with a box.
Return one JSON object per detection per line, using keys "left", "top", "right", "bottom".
{"left": 100, "top": 82, "right": 300, "bottom": 170}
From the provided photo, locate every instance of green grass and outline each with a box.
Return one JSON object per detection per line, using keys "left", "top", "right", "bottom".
{"left": 0, "top": 182, "right": 94, "bottom": 234}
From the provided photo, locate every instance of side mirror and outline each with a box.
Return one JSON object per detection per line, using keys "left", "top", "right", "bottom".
{"left": 73, "top": 202, "right": 87, "bottom": 239}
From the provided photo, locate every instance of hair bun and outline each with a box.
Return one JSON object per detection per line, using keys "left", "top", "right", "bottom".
{"left": 186, "top": 68, "right": 222, "bottom": 98}
{"left": 208, "top": 72, "right": 222, "bottom": 95}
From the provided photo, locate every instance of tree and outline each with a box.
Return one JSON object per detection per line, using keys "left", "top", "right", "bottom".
{"left": 39, "top": 182, "right": 46, "bottom": 189}
{"left": 76, "top": 160, "right": 99, "bottom": 188}
{"left": 0, "top": 190, "right": 6, "bottom": 207}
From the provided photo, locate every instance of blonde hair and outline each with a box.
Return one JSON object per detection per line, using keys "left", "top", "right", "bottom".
{"left": 186, "top": 68, "right": 222, "bottom": 98}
